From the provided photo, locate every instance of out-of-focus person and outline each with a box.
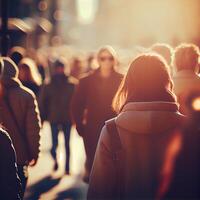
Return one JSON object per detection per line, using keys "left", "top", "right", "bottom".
{"left": 8, "top": 46, "right": 26, "bottom": 66}
{"left": 70, "top": 57, "right": 83, "bottom": 80}
{"left": 39, "top": 59, "right": 75, "bottom": 174}
{"left": 87, "top": 54, "right": 184, "bottom": 199}
{"left": 18, "top": 58, "right": 42, "bottom": 96}
{"left": 151, "top": 43, "right": 174, "bottom": 75}
{"left": 27, "top": 48, "right": 46, "bottom": 83}
{"left": 0, "top": 57, "right": 41, "bottom": 197}
{"left": 85, "top": 54, "right": 96, "bottom": 73}
{"left": 71, "top": 46, "right": 123, "bottom": 182}
{"left": 0, "top": 127, "right": 22, "bottom": 200}
{"left": 172, "top": 43, "right": 200, "bottom": 114}
{"left": 164, "top": 91, "right": 200, "bottom": 199}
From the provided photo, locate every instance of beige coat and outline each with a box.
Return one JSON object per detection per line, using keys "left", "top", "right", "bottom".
{"left": 88, "top": 102, "right": 185, "bottom": 199}
{"left": 0, "top": 78, "right": 41, "bottom": 165}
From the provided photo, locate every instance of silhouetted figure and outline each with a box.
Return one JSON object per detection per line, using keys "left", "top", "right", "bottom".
{"left": 85, "top": 54, "right": 96, "bottom": 73}
{"left": 71, "top": 46, "right": 123, "bottom": 182}
{"left": 88, "top": 54, "right": 184, "bottom": 199}
{"left": 18, "top": 58, "right": 42, "bottom": 96}
{"left": 39, "top": 60, "right": 75, "bottom": 174}
{"left": 173, "top": 44, "right": 200, "bottom": 114}
{"left": 0, "top": 57, "right": 41, "bottom": 197}
{"left": 164, "top": 92, "right": 200, "bottom": 199}
{"left": 70, "top": 57, "right": 83, "bottom": 80}
{"left": 0, "top": 127, "right": 22, "bottom": 200}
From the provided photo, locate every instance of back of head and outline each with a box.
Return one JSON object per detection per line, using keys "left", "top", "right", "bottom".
{"left": 8, "top": 46, "right": 26, "bottom": 66}
{"left": 173, "top": 43, "right": 200, "bottom": 72}
{"left": 113, "top": 53, "right": 176, "bottom": 113}
{"left": 53, "top": 59, "right": 66, "bottom": 75}
{"left": 151, "top": 43, "right": 173, "bottom": 66}
{"left": 54, "top": 59, "right": 65, "bottom": 69}
{"left": 19, "top": 58, "right": 42, "bottom": 85}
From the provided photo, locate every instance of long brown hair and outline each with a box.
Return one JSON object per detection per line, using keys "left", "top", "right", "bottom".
{"left": 112, "top": 54, "right": 177, "bottom": 113}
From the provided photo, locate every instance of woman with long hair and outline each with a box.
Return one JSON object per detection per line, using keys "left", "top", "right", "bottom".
{"left": 88, "top": 54, "right": 184, "bottom": 199}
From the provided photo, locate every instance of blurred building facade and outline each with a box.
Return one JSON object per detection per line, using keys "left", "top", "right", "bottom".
{"left": 1, "top": 0, "right": 200, "bottom": 50}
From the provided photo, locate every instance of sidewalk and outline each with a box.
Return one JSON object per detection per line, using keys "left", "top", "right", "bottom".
{"left": 24, "top": 122, "right": 88, "bottom": 200}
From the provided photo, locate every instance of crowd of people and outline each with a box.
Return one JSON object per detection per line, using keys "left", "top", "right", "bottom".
{"left": 0, "top": 42, "right": 200, "bottom": 199}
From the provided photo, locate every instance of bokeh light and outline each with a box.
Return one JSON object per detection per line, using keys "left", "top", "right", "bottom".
{"left": 192, "top": 97, "right": 200, "bottom": 111}
{"left": 76, "top": 0, "right": 98, "bottom": 24}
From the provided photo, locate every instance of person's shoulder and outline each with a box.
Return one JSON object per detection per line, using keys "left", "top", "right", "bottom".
{"left": 18, "top": 84, "right": 37, "bottom": 100}
{"left": 77, "top": 71, "right": 95, "bottom": 85}
{"left": 98, "top": 125, "right": 110, "bottom": 147}
{"left": 114, "top": 71, "right": 123, "bottom": 78}
{"left": 0, "top": 128, "right": 11, "bottom": 144}
{"left": 112, "top": 71, "right": 124, "bottom": 81}
{"left": 99, "top": 118, "right": 118, "bottom": 148}
{"left": 80, "top": 70, "right": 97, "bottom": 80}
{"left": 68, "top": 76, "right": 78, "bottom": 86}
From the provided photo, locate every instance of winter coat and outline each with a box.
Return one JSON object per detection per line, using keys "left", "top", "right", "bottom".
{"left": 21, "top": 81, "right": 40, "bottom": 97}
{"left": 71, "top": 69, "right": 122, "bottom": 172}
{"left": 164, "top": 115, "right": 200, "bottom": 199}
{"left": 71, "top": 68, "right": 123, "bottom": 141}
{"left": 0, "top": 78, "right": 41, "bottom": 165}
{"left": 88, "top": 102, "right": 185, "bottom": 200}
{"left": 39, "top": 74, "right": 75, "bottom": 124}
{"left": 0, "top": 128, "right": 22, "bottom": 200}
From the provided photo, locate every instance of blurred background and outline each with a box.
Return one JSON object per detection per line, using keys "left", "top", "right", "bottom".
{"left": 1, "top": 0, "right": 200, "bottom": 50}
{"left": 1, "top": 0, "right": 200, "bottom": 199}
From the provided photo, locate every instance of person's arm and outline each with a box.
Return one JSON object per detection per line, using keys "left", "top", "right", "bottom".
{"left": 71, "top": 79, "right": 87, "bottom": 136}
{"left": 0, "top": 130, "right": 22, "bottom": 199}
{"left": 87, "top": 126, "right": 116, "bottom": 200}
{"left": 25, "top": 93, "right": 41, "bottom": 165}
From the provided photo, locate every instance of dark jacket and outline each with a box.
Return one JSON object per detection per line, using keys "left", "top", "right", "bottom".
{"left": 21, "top": 81, "right": 40, "bottom": 97}
{"left": 165, "top": 115, "right": 200, "bottom": 199}
{"left": 0, "top": 78, "right": 41, "bottom": 165}
{"left": 71, "top": 69, "right": 123, "bottom": 140}
{"left": 39, "top": 74, "right": 75, "bottom": 124}
{"left": 88, "top": 102, "right": 185, "bottom": 200}
{"left": 0, "top": 128, "right": 22, "bottom": 200}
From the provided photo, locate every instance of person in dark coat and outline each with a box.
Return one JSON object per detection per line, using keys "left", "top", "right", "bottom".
{"left": 0, "top": 127, "right": 22, "bottom": 200}
{"left": 39, "top": 60, "right": 75, "bottom": 174}
{"left": 71, "top": 46, "right": 123, "bottom": 182}
{"left": 0, "top": 57, "right": 41, "bottom": 197}
{"left": 164, "top": 92, "right": 200, "bottom": 199}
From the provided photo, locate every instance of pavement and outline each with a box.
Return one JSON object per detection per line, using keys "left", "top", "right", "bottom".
{"left": 24, "top": 122, "right": 88, "bottom": 200}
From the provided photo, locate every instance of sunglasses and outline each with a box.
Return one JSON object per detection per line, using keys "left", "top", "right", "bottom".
{"left": 99, "top": 56, "right": 114, "bottom": 62}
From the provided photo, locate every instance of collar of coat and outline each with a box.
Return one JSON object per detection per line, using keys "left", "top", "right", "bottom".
{"left": 115, "top": 102, "right": 184, "bottom": 134}
{"left": 122, "top": 101, "right": 179, "bottom": 113}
